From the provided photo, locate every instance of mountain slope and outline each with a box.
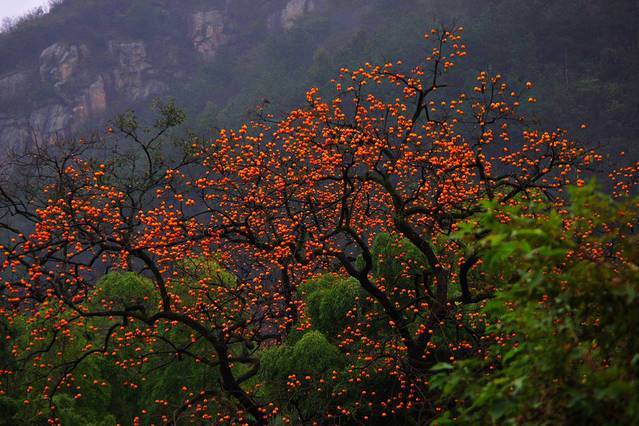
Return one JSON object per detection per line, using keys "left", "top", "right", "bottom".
{"left": 0, "top": 0, "right": 637, "bottom": 163}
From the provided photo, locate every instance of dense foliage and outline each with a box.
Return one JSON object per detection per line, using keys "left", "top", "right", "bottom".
{"left": 432, "top": 185, "right": 639, "bottom": 424}
{"left": 0, "top": 24, "right": 637, "bottom": 425}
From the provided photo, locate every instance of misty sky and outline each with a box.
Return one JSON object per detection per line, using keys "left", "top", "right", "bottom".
{"left": 0, "top": 0, "right": 49, "bottom": 22}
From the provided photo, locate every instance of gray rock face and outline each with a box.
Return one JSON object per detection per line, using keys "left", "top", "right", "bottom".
{"left": 87, "top": 76, "right": 108, "bottom": 114}
{"left": 0, "top": 115, "right": 30, "bottom": 151}
{"left": 73, "top": 75, "right": 108, "bottom": 120}
{"left": 0, "top": 38, "right": 169, "bottom": 151}
{"left": 109, "top": 40, "right": 167, "bottom": 101}
{"left": 281, "top": 0, "right": 318, "bottom": 29}
{"left": 24, "top": 43, "right": 106, "bottom": 142}
{"left": 0, "top": 104, "right": 73, "bottom": 150}
{"left": 110, "top": 41, "right": 151, "bottom": 73}
{"left": 191, "top": 10, "right": 227, "bottom": 59}
{"left": 0, "top": 72, "right": 29, "bottom": 103}
{"left": 0, "top": 47, "right": 78, "bottom": 149}
{"left": 39, "top": 42, "right": 91, "bottom": 100}
{"left": 29, "top": 104, "right": 71, "bottom": 141}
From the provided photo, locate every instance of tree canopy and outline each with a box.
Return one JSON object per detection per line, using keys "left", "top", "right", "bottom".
{"left": 0, "top": 25, "right": 637, "bottom": 425}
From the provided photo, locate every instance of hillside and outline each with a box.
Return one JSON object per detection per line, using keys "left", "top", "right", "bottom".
{"left": 0, "top": 0, "right": 638, "bottom": 162}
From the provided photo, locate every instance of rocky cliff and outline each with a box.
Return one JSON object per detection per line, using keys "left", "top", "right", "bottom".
{"left": 0, "top": 0, "right": 329, "bottom": 150}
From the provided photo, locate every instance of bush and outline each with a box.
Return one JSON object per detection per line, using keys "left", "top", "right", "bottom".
{"left": 432, "top": 184, "right": 639, "bottom": 424}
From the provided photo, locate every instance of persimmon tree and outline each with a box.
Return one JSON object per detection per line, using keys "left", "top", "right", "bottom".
{"left": 0, "top": 27, "right": 605, "bottom": 424}
{"left": 0, "top": 102, "right": 277, "bottom": 423}
{"left": 178, "top": 26, "right": 596, "bottom": 419}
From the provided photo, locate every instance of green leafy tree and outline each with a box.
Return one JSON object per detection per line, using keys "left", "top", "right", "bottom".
{"left": 432, "top": 184, "right": 639, "bottom": 424}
